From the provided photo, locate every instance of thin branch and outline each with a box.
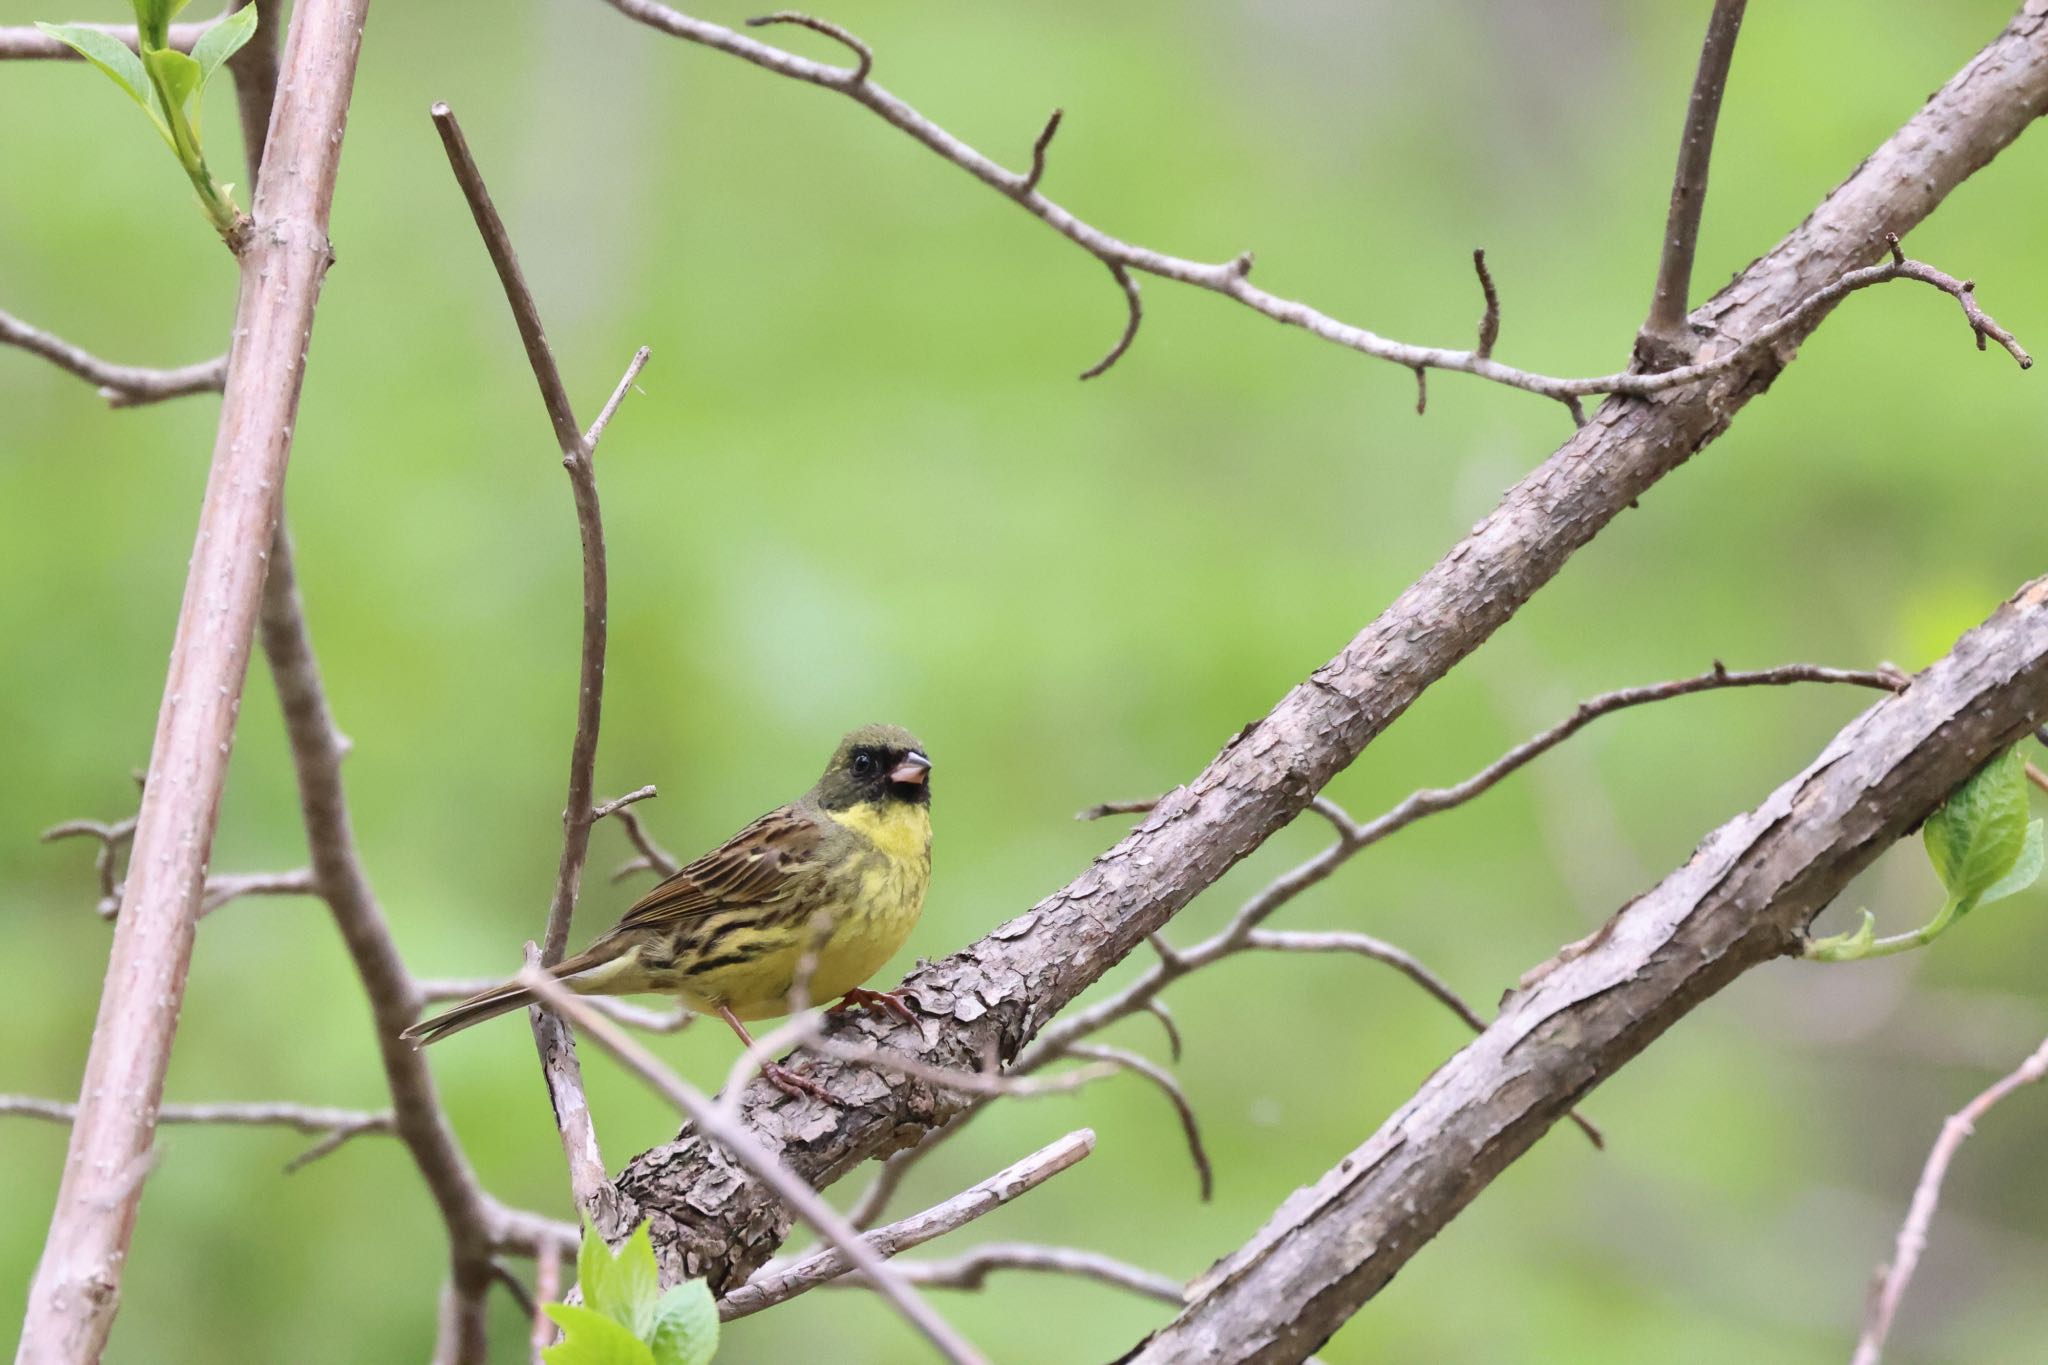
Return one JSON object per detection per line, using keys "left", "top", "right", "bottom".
{"left": 720, "top": 1129, "right": 1094, "bottom": 1320}
{"left": 585, "top": 346, "right": 653, "bottom": 451}
{"left": 1472, "top": 248, "right": 1500, "bottom": 360}
{"left": 598, "top": 0, "right": 2029, "bottom": 408}
{"left": 1142, "top": 999, "right": 1183, "bottom": 1063}
{"left": 193, "top": 868, "right": 317, "bottom": 916}
{"left": 1344, "top": 663, "right": 1902, "bottom": 850}
{"left": 591, "top": 785, "right": 658, "bottom": 822}
{"left": 1, "top": 309, "right": 227, "bottom": 407}
{"left": 20, "top": 0, "right": 376, "bottom": 1352}
{"left": 420, "top": 978, "right": 694, "bottom": 1033}
{"left": 488, "top": 1260, "right": 536, "bottom": 1320}
{"left": 518, "top": 969, "right": 990, "bottom": 1365}
{"left": 853, "top": 1242, "right": 1185, "bottom": 1306}
{"left": 1079, "top": 260, "right": 1143, "bottom": 381}
{"left": 1245, "top": 930, "right": 1604, "bottom": 1148}
{"left": 3, "top": 1096, "right": 391, "bottom": 1136}
{"left": 260, "top": 525, "right": 509, "bottom": 1365}
{"left": 744, "top": 10, "right": 871, "bottom": 83}
{"left": 1852, "top": 1032, "right": 2048, "bottom": 1365}
{"left": 41, "top": 813, "right": 134, "bottom": 918}
{"left": 610, "top": 806, "right": 683, "bottom": 881}
{"left": 0, "top": 20, "right": 210, "bottom": 59}
{"left": 1638, "top": 0, "right": 1749, "bottom": 369}
{"left": 432, "top": 101, "right": 648, "bottom": 1235}
{"left": 1059, "top": 1043, "right": 1212, "bottom": 1200}
{"left": 431, "top": 104, "right": 586, "bottom": 460}
{"left": 1021, "top": 107, "right": 1062, "bottom": 196}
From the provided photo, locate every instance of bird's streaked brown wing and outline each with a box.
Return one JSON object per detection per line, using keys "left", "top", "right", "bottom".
{"left": 603, "top": 804, "right": 826, "bottom": 935}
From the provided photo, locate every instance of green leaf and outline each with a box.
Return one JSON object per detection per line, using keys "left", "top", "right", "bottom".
{"left": 1979, "top": 818, "right": 2045, "bottom": 909}
{"left": 647, "top": 1280, "right": 719, "bottom": 1365}
{"left": 541, "top": 1305, "right": 657, "bottom": 1365}
{"left": 143, "top": 46, "right": 202, "bottom": 119}
{"left": 1924, "top": 748, "right": 2031, "bottom": 905}
{"left": 576, "top": 1225, "right": 661, "bottom": 1337}
{"left": 33, "top": 23, "right": 173, "bottom": 143}
{"left": 189, "top": 4, "right": 257, "bottom": 92}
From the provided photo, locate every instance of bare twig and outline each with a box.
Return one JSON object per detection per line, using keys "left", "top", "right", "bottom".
{"left": 2, "top": 1095, "right": 395, "bottom": 1171}
{"left": 1083, "top": 664, "right": 1901, "bottom": 849}
{"left": 1, "top": 309, "right": 227, "bottom": 407}
{"left": 432, "top": 101, "right": 649, "bottom": 1234}
{"left": 421, "top": 978, "right": 694, "bottom": 1033}
{"left": 857, "top": 1242, "right": 1185, "bottom": 1306}
{"left": 518, "top": 969, "right": 990, "bottom": 1365}
{"left": 19, "top": 0, "right": 375, "bottom": 1353}
{"left": 1060, "top": 1043, "right": 1212, "bottom": 1200}
{"left": 1079, "top": 261, "right": 1144, "bottom": 381}
{"left": 1021, "top": 107, "right": 1062, "bottom": 196}
{"left": 41, "top": 814, "right": 135, "bottom": 918}
{"left": 1851, "top": 1033, "right": 2048, "bottom": 1365}
{"left": 591, "top": 786, "right": 658, "bottom": 821}
{"left": 599, "top": 0, "right": 2029, "bottom": 411}
{"left": 1638, "top": 0, "right": 1749, "bottom": 369}
{"left": 0, "top": 20, "right": 210, "bottom": 59}
{"left": 720, "top": 1130, "right": 1095, "bottom": 1320}
{"left": 744, "top": 10, "right": 871, "bottom": 83}
{"left": 610, "top": 806, "right": 683, "bottom": 881}
{"left": 1473, "top": 249, "right": 1501, "bottom": 360}
{"left": 193, "top": 868, "right": 320, "bottom": 917}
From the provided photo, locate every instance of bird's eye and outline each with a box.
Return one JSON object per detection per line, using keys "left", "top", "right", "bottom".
{"left": 852, "top": 753, "right": 876, "bottom": 777}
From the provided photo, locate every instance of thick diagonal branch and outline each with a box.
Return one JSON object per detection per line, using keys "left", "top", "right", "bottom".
{"left": 1122, "top": 579, "right": 2048, "bottom": 1363}
{"left": 600, "top": 3, "right": 2048, "bottom": 1297}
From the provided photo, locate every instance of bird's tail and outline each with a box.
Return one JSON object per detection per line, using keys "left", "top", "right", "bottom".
{"left": 401, "top": 947, "right": 614, "bottom": 1047}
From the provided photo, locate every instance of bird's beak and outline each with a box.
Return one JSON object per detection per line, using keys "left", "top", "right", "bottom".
{"left": 889, "top": 751, "right": 931, "bottom": 786}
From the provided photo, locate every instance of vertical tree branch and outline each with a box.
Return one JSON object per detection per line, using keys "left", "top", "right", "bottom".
{"left": 17, "top": 2, "right": 371, "bottom": 1358}
{"left": 430, "top": 103, "right": 639, "bottom": 1233}
{"left": 1637, "top": 0, "right": 1749, "bottom": 369}
{"left": 260, "top": 526, "right": 503, "bottom": 1363}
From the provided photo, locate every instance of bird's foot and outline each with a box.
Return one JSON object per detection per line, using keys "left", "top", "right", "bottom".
{"left": 829, "top": 986, "right": 919, "bottom": 1025}
{"left": 763, "top": 1060, "right": 837, "bottom": 1104}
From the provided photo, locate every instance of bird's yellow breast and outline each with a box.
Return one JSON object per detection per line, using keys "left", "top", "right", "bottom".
{"left": 826, "top": 800, "right": 932, "bottom": 866}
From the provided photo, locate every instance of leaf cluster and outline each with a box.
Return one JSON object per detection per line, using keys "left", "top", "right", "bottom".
{"left": 544, "top": 1223, "right": 719, "bottom": 1365}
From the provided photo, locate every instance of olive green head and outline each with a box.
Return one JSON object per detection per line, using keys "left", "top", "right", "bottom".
{"left": 811, "top": 724, "right": 931, "bottom": 811}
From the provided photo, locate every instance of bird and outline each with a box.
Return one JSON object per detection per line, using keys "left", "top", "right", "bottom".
{"left": 402, "top": 724, "right": 932, "bottom": 1101}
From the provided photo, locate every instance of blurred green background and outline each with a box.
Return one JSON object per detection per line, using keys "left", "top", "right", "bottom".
{"left": 4, "top": 0, "right": 2045, "bottom": 1360}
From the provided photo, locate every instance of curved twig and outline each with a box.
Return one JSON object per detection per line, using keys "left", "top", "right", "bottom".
{"left": 1, "top": 309, "right": 227, "bottom": 407}
{"left": 1852, "top": 1033, "right": 2048, "bottom": 1365}
{"left": 1058, "top": 1043, "right": 1212, "bottom": 1201}
{"left": 1079, "top": 261, "right": 1143, "bottom": 380}
{"left": 744, "top": 10, "right": 870, "bottom": 82}
{"left": 720, "top": 1130, "right": 1094, "bottom": 1320}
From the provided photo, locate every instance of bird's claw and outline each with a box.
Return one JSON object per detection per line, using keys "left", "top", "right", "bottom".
{"left": 764, "top": 1061, "right": 838, "bottom": 1104}
{"left": 830, "top": 986, "right": 919, "bottom": 1026}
